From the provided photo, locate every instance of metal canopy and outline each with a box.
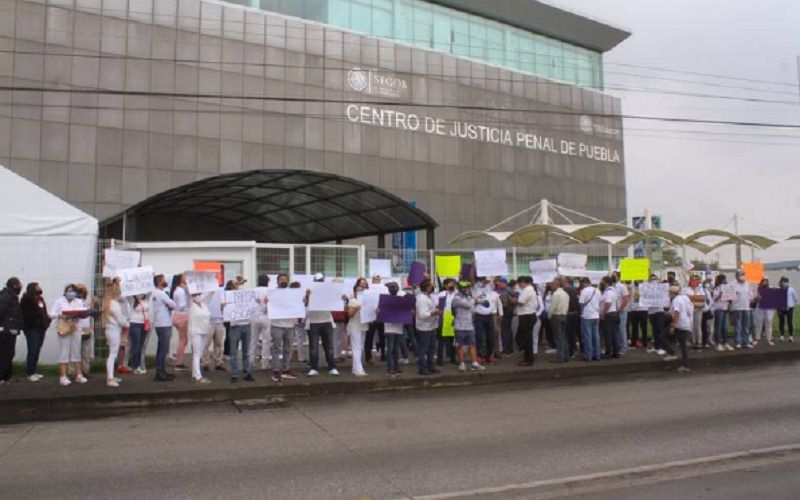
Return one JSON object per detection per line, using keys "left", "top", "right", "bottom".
{"left": 101, "top": 170, "right": 438, "bottom": 243}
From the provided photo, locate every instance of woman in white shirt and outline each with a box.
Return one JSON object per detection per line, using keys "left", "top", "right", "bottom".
{"left": 49, "top": 284, "right": 88, "bottom": 387}
{"left": 127, "top": 294, "right": 152, "bottom": 375}
{"left": 170, "top": 274, "right": 190, "bottom": 371}
{"left": 103, "top": 282, "right": 129, "bottom": 387}
{"left": 346, "top": 278, "right": 369, "bottom": 377}
{"left": 188, "top": 292, "right": 213, "bottom": 384}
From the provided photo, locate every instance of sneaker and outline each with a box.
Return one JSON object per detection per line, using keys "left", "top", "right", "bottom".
{"left": 715, "top": 344, "right": 724, "bottom": 352}
{"left": 113, "top": 377, "right": 123, "bottom": 383}
{"left": 133, "top": 367, "right": 146, "bottom": 375}
{"left": 735, "top": 344, "right": 741, "bottom": 349}
{"left": 193, "top": 377, "right": 211, "bottom": 384}
{"left": 32, "top": 373, "right": 44, "bottom": 380}
{"left": 677, "top": 366, "right": 691, "bottom": 373}
{"left": 745, "top": 344, "right": 753, "bottom": 349}
{"left": 353, "top": 372, "right": 368, "bottom": 377}
{"left": 106, "top": 379, "right": 119, "bottom": 387}
{"left": 400, "top": 358, "right": 409, "bottom": 365}
{"left": 329, "top": 368, "right": 340, "bottom": 376}
{"left": 470, "top": 362, "right": 486, "bottom": 371}
{"left": 59, "top": 376, "right": 71, "bottom": 387}
{"left": 789, "top": 337, "right": 794, "bottom": 343}
{"left": 307, "top": 369, "right": 319, "bottom": 377}
{"left": 656, "top": 349, "right": 666, "bottom": 356}
{"left": 174, "top": 364, "right": 189, "bottom": 371}
{"left": 646, "top": 348, "right": 656, "bottom": 354}
{"left": 768, "top": 341, "right": 775, "bottom": 347}
{"left": 75, "top": 374, "right": 88, "bottom": 384}
{"left": 458, "top": 362, "right": 466, "bottom": 372}
{"left": 27, "top": 375, "right": 40, "bottom": 382}
{"left": 663, "top": 355, "right": 678, "bottom": 361}
{"left": 271, "top": 371, "right": 281, "bottom": 383}
{"left": 725, "top": 344, "right": 734, "bottom": 351}
{"left": 780, "top": 336, "right": 785, "bottom": 342}
{"left": 545, "top": 348, "right": 556, "bottom": 354}
{"left": 281, "top": 370, "right": 298, "bottom": 380}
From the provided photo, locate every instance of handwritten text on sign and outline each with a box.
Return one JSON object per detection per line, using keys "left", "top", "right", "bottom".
{"left": 117, "top": 266, "right": 155, "bottom": 297}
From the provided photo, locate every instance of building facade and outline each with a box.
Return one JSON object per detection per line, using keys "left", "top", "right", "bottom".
{"left": 0, "top": 0, "right": 629, "bottom": 247}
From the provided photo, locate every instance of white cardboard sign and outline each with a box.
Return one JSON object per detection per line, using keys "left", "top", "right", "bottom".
{"left": 117, "top": 266, "right": 154, "bottom": 297}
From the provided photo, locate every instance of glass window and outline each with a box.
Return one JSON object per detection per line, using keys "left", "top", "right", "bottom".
{"left": 395, "top": 0, "right": 414, "bottom": 45}
{"left": 468, "top": 19, "right": 486, "bottom": 60}
{"left": 504, "top": 31, "right": 520, "bottom": 70}
{"left": 349, "top": 0, "right": 372, "bottom": 33}
{"left": 412, "top": 2, "right": 433, "bottom": 47}
{"left": 450, "top": 13, "right": 469, "bottom": 56}
{"left": 372, "top": 0, "right": 393, "bottom": 38}
{"left": 328, "top": 0, "right": 351, "bottom": 28}
{"left": 431, "top": 8, "right": 451, "bottom": 52}
{"left": 485, "top": 23, "right": 504, "bottom": 66}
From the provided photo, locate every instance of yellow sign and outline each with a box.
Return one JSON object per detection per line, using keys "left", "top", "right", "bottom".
{"left": 442, "top": 310, "right": 455, "bottom": 337}
{"left": 619, "top": 258, "right": 650, "bottom": 282}
{"left": 435, "top": 255, "right": 462, "bottom": 278}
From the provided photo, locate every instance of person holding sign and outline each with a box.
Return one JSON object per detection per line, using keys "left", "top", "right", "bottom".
{"left": 50, "top": 284, "right": 89, "bottom": 387}
{"left": 380, "top": 282, "right": 408, "bottom": 376}
{"left": 436, "top": 279, "right": 457, "bottom": 366}
{"left": 101, "top": 282, "right": 128, "bottom": 388}
{"left": 452, "top": 281, "right": 485, "bottom": 372}
{"left": 778, "top": 277, "right": 797, "bottom": 342}
{"left": 226, "top": 280, "right": 256, "bottom": 383}
{"left": 473, "top": 277, "right": 502, "bottom": 365}
{"left": 270, "top": 274, "right": 301, "bottom": 382}
{"left": 170, "top": 274, "right": 190, "bottom": 371}
{"left": 646, "top": 275, "right": 668, "bottom": 356}
{"left": 415, "top": 279, "right": 440, "bottom": 376}
{"left": 711, "top": 274, "right": 732, "bottom": 352}
{"left": 304, "top": 274, "right": 339, "bottom": 378}
{"left": 346, "top": 278, "right": 370, "bottom": 377}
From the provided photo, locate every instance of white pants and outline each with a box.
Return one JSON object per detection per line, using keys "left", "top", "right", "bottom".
{"left": 249, "top": 318, "right": 271, "bottom": 369}
{"left": 532, "top": 316, "right": 542, "bottom": 355}
{"left": 348, "top": 323, "right": 366, "bottom": 375}
{"left": 192, "top": 333, "right": 208, "bottom": 380}
{"left": 57, "top": 332, "right": 82, "bottom": 364}
{"left": 105, "top": 326, "right": 121, "bottom": 380}
{"left": 753, "top": 309, "right": 775, "bottom": 342}
{"left": 691, "top": 309, "right": 703, "bottom": 345}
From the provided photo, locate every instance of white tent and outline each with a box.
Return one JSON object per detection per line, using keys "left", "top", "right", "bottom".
{"left": 0, "top": 165, "right": 98, "bottom": 364}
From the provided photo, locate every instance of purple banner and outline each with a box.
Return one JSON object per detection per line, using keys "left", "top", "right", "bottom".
{"left": 377, "top": 294, "right": 415, "bottom": 325}
{"left": 409, "top": 261, "right": 427, "bottom": 286}
{"left": 460, "top": 263, "right": 475, "bottom": 283}
{"left": 758, "top": 288, "right": 787, "bottom": 310}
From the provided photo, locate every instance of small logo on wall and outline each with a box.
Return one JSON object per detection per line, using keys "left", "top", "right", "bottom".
{"left": 579, "top": 115, "right": 594, "bottom": 134}
{"left": 347, "top": 68, "right": 370, "bottom": 93}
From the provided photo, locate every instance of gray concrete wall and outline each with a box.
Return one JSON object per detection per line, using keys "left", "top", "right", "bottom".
{"left": 0, "top": 0, "right": 626, "bottom": 248}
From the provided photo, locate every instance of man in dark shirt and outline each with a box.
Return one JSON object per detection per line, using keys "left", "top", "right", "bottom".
{"left": 0, "top": 277, "right": 24, "bottom": 384}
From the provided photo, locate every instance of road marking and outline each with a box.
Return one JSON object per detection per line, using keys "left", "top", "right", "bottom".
{"left": 410, "top": 443, "right": 800, "bottom": 499}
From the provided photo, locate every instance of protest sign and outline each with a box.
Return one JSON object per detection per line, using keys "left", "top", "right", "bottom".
{"left": 408, "top": 261, "right": 427, "bottom": 286}
{"left": 359, "top": 290, "right": 383, "bottom": 323}
{"left": 377, "top": 294, "right": 415, "bottom": 325}
{"left": 587, "top": 271, "right": 609, "bottom": 285}
{"left": 619, "top": 258, "right": 650, "bottom": 282}
{"left": 638, "top": 282, "right": 670, "bottom": 308}
{"left": 292, "top": 274, "right": 315, "bottom": 290}
{"left": 720, "top": 284, "right": 737, "bottom": 301}
{"left": 193, "top": 261, "right": 223, "bottom": 286}
{"left": 474, "top": 249, "right": 508, "bottom": 277}
{"left": 742, "top": 262, "right": 764, "bottom": 284}
{"left": 117, "top": 266, "right": 154, "bottom": 297}
{"left": 368, "top": 259, "right": 392, "bottom": 279}
{"left": 186, "top": 271, "right": 219, "bottom": 294}
{"left": 758, "top": 288, "right": 787, "bottom": 310}
{"left": 529, "top": 259, "right": 558, "bottom": 284}
{"left": 103, "top": 249, "right": 140, "bottom": 278}
{"left": 435, "top": 255, "right": 461, "bottom": 278}
{"left": 557, "top": 252, "right": 588, "bottom": 277}
{"left": 223, "top": 289, "right": 260, "bottom": 322}
{"left": 442, "top": 310, "right": 455, "bottom": 337}
{"left": 266, "top": 288, "right": 306, "bottom": 320}
{"left": 308, "top": 282, "right": 348, "bottom": 311}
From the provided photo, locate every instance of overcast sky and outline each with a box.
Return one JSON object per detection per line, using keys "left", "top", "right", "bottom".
{"left": 553, "top": 0, "right": 800, "bottom": 264}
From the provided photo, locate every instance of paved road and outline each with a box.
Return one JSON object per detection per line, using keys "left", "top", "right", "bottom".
{"left": 1, "top": 363, "right": 799, "bottom": 499}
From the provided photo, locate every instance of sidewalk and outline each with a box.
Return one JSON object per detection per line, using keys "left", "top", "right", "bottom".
{"left": 3, "top": 342, "right": 800, "bottom": 424}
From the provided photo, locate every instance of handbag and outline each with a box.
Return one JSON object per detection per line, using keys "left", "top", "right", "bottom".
{"left": 57, "top": 317, "right": 76, "bottom": 337}
{"left": 140, "top": 304, "right": 152, "bottom": 332}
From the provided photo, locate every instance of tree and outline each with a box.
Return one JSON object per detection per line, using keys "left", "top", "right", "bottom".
{"left": 691, "top": 259, "right": 720, "bottom": 271}
{"left": 661, "top": 247, "right": 682, "bottom": 267}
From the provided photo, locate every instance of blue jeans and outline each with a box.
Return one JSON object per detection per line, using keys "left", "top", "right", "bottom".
{"left": 732, "top": 310, "right": 751, "bottom": 347}
{"left": 617, "top": 310, "right": 628, "bottom": 352}
{"left": 228, "top": 324, "right": 252, "bottom": 378}
{"left": 580, "top": 318, "right": 601, "bottom": 361}
{"left": 308, "top": 322, "right": 336, "bottom": 371}
{"left": 128, "top": 322, "right": 145, "bottom": 369}
{"left": 23, "top": 327, "right": 46, "bottom": 376}
{"left": 473, "top": 314, "right": 495, "bottom": 359}
{"left": 415, "top": 329, "right": 437, "bottom": 373}
{"left": 550, "top": 315, "right": 569, "bottom": 362}
{"left": 155, "top": 326, "right": 172, "bottom": 377}
{"left": 385, "top": 334, "right": 401, "bottom": 373}
{"left": 713, "top": 310, "right": 728, "bottom": 344}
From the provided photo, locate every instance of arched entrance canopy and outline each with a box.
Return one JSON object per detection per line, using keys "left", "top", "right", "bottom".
{"left": 101, "top": 170, "right": 438, "bottom": 244}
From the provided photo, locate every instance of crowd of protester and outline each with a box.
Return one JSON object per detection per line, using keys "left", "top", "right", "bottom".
{"left": 0, "top": 269, "right": 795, "bottom": 387}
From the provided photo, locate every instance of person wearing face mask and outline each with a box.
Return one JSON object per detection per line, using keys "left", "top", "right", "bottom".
{"left": 151, "top": 274, "right": 176, "bottom": 381}
{"left": 712, "top": 274, "right": 732, "bottom": 351}
{"left": 0, "top": 277, "right": 24, "bottom": 384}
{"left": 50, "top": 284, "right": 88, "bottom": 387}
{"left": 102, "top": 281, "right": 129, "bottom": 387}
{"left": 452, "top": 280, "right": 485, "bottom": 372}
{"left": 127, "top": 293, "right": 152, "bottom": 375}
{"left": 777, "top": 277, "right": 797, "bottom": 342}
{"left": 646, "top": 274, "right": 668, "bottom": 356}
{"left": 415, "top": 278, "right": 440, "bottom": 376}
{"left": 270, "top": 273, "right": 301, "bottom": 382}
{"left": 20, "top": 282, "right": 50, "bottom": 382}
{"left": 188, "top": 291, "right": 213, "bottom": 384}
{"left": 346, "top": 278, "right": 370, "bottom": 377}
{"left": 730, "top": 270, "right": 753, "bottom": 349}
{"left": 436, "top": 278, "right": 458, "bottom": 365}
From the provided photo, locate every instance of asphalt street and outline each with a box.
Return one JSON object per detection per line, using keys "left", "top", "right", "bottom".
{"left": 1, "top": 363, "right": 799, "bottom": 500}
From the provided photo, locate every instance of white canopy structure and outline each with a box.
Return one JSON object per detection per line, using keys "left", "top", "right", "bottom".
{"left": 0, "top": 165, "right": 98, "bottom": 364}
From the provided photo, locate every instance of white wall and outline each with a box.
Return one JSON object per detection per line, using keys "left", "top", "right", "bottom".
{"left": 131, "top": 242, "right": 257, "bottom": 286}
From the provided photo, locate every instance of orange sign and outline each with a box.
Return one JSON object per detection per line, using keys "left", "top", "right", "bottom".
{"left": 194, "top": 261, "right": 224, "bottom": 286}
{"left": 742, "top": 262, "right": 764, "bottom": 284}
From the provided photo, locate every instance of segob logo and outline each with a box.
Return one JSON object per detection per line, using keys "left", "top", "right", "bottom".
{"left": 347, "top": 68, "right": 370, "bottom": 93}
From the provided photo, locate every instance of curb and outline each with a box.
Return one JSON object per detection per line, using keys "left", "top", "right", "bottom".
{"left": 3, "top": 349, "right": 799, "bottom": 424}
